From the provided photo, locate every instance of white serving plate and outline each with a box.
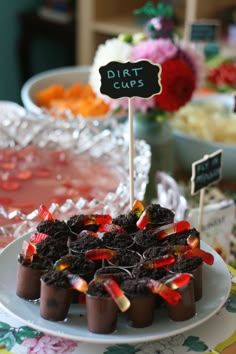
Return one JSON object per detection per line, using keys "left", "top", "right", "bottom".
{"left": 0, "top": 233, "right": 231, "bottom": 344}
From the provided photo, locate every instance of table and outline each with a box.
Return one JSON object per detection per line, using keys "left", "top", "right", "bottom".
{"left": 0, "top": 266, "right": 235, "bottom": 354}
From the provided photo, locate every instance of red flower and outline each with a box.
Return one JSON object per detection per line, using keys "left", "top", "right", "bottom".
{"left": 154, "top": 58, "right": 196, "bottom": 112}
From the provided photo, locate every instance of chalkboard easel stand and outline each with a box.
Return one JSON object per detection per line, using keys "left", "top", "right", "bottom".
{"left": 198, "top": 187, "right": 206, "bottom": 233}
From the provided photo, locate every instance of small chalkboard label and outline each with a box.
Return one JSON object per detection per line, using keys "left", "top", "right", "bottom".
{"left": 99, "top": 60, "right": 162, "bottom": 99}
{"left": 191, "top": 149, "right": 223, "bottom": 195}
{"left": 190, "top": 20, "right": 219, "bottom": 42}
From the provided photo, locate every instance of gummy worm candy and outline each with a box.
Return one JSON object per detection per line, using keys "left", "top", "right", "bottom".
{"left": 104, "top": 279, "right": 130, "bottom": 312}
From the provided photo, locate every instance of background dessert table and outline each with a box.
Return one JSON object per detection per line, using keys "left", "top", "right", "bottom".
{"left": 0, "top": 266, "right": 235, "bottom": 354}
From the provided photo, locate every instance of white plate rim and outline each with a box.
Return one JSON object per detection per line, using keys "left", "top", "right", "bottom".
{"left": 0, "top": 233, "right": 231, "bottom": 344}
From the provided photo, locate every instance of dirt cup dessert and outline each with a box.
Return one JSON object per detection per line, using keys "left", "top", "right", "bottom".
{"left": 120, "top": 274, "right": 186, "bottom": 327}
{"left": 34, "top": 209, "right": 73, "bottom": 263}
{"left": 111, "top": 203, "right": 141, "bottom": 235}
{"left": 159, "top": 227, "right": 200, "bottom": 248}
{"left": 142, "top": 225, "right": 199, "bottom": 260}
{"left": 134, "top": 228, "right": 162, "bottom": 254}
{"left": 163, "top": 273, "right": 196, "bottom": 321}
{"left": 67, "top": 213, "right": 113, "bottom": 235}
{"left": 102, "top": 230, "right": 135, "bottom": 250}
{"left": 54, "top": 254, "right": 95, "bottom": 303}
{"left": 36, "top": 236, "right": 70, "bottom": 263}
{"left": 40, "top": 269, "right": 88, "bottom": 321}
{"left": 70, "top": 230, "right": 103, "bottom": 254}
{"left": 55, "top": 255, "right": 95, "bottom": 282}
{"left": 132, "top": 254, "right": 175, "bottom": 281}
{"left": 136, "top": 203, "right": 175, "bottom": 230}
{"left": 16, "top": 239, "right": 52, "bottom": 301}
{"left": 86, "top": 279, "right": 130, "bottom": 334}
{"left": 14, "top": 200, "right": 215, "bottom": 335}
{"left": 120, "top": 277, "right": 156, "bottom": 328}
{"left": 168, "top": 248, "right": 214, "bottom": 301}
{"left": 107, "top": 249, "right": 143, "bottom": 270}
{"left": 36, "top": 217, "right": 73, "bottom": 239}
{"left": 132, "top": 254, "right": 176, "bottom": 307}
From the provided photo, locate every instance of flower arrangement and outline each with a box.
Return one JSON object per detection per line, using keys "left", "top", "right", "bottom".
{"left": 89, "top": 2, "right": 205, "bottom": 121}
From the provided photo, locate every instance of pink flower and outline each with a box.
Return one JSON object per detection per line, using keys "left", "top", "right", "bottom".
{"left": 130, "top": 38, "right": 177, "bottom": 64}
{"left": 23, "top": 334, "right": 78, "bottom": 354}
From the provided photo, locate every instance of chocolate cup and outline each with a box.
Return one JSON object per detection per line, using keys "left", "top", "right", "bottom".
{"left": 86, "top": 294, "right": 118, "bottom": 334}
{"left": 126, "top": 294, "right": 156, "bottom": 328}
{"left": 40, "top": 279, "right": 73, "bottom": 321}
{"left": 166, "top": 279, "right": 196, "bottom": 321}
{"left": 56, "top": 254, "right": 95, "bottom": 304}
{"left": 16, "top": 262, "right": 46, "bottom": 300}
{"left": 169, "top": 264, "right": 203, "bottom": 302}
{"left": 56, "top": 254, "right": 95, "bottom": 283}
{"left": 191, "top": 264, "right": 203, "bottom": 301}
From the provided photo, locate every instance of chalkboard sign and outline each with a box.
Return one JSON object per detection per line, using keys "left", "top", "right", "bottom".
{"left": 99, "top": 60, "right": 162, "bottom": 99}
{"left": 191, "top": 149, "right": 223, "bottom": 195}
{"left": 190, "top": 21, "right": 219, "bottom": 42}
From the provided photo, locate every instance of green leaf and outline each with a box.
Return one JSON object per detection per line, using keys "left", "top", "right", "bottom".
{"left": 0, "top": 332, "right": 16, "bottom": 351}
{"left": 0, "top": 322, "right": 11, "bottom": 330}
{"left": 134, "top": 2, "right": 157, "bottom": 17}
{"left": 183, "top": 336, "right": 208, "bottom": 352}
{"left": 156, "top": 3, "right": 173, "bottom": 18}
{"left": 104, "top": 343, "right": 138, "bottom": 354}
{"left": 15, "top": 326, "right": 42, "bottom": 344}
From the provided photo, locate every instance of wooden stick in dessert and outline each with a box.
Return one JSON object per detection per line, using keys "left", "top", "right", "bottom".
{"left": 99, "top": 60, "right": 162, "bottom": 209}
{"left": 128, "top": 97, "right": 134, "bottom": 207}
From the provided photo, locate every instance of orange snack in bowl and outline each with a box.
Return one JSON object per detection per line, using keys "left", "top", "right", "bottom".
{"left": 35, "top": 82, "right": 110, "bottom": 119}
{"left": 64, "top": 83, "right": 84, "bottom": 98}
{"left": 35, "top": 84, "right": 65, "bottom": 108}
{"left": 78, "top": 83, "right": 94, "bottom": 98}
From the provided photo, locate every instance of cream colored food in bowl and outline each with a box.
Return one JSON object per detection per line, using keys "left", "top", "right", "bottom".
{"left": 171, "top": 94, "right": 236, "bottom": 179}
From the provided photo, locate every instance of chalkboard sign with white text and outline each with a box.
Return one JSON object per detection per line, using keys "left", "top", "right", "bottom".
{"left": 190, "top": 21, "right": 219, "bottom": 42}
{"left": 191, "top": 149, "right": 223, "bottom": 195}
{"left": 99, "top": 60, "right": 162, "bottom": 99}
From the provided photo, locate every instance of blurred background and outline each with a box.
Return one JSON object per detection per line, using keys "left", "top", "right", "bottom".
{"left": 0, "top": 0, "right": 75, "bottom": 104}
{"left": 0, "top": 0, "right": 235, "bottom": 104}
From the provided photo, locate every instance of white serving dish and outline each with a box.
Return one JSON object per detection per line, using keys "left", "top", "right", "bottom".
{"left": 21, "top": 66, "right": 91, "bottom": 115}
{"left": 172, "top": 93, "right": 236, "bottom": 180}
